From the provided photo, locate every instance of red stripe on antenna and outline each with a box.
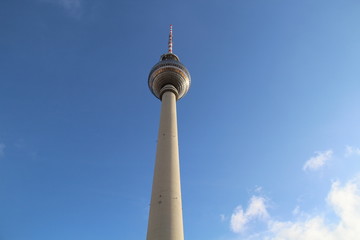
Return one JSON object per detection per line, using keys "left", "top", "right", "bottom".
{"left": 168, "top": 24, "right": 173, "bottom": 53}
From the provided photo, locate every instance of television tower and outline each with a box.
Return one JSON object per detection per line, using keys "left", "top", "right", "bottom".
{"left": 146, "top": 25, "right": 191, "bottom": 240}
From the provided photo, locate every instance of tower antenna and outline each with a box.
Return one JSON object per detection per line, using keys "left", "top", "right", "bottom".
{"left": 168, "top": 24, "right": 173, "bottom": 53}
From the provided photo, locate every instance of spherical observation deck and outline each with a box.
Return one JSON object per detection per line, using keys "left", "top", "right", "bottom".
{"left": 148, "top": 53, "right": 191, "bottom": 100}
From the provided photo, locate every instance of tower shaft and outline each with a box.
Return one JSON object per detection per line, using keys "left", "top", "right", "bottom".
{"left": 146, "top": 90, "right": 184, "bottom": 240}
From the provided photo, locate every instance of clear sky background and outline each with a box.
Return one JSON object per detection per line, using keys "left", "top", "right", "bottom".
{"left": 1, "top": 0, "right": 360, "bottom": 240}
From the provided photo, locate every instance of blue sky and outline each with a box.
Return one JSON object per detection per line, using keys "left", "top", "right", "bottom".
{"left": 1, "top": 0, "right": 360, "bottom": 239}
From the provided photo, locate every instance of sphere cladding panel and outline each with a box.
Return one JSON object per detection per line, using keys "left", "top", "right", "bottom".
{"left": 148, "top": 59, "right": 191, "bottom": 100}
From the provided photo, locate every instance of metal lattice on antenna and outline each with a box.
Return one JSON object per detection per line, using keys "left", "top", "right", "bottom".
{"left": 168, "top": 24, "right": 173, "bottom": 53}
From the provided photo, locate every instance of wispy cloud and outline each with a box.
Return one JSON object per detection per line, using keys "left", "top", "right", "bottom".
{"left": 292, "top": 205, "right": 300, "bottom": 216}
{"left": 254, "top": 186, "right": 263, "bottom": 193}
{"left": 230, "top": 196, "right": 269, "bottom": 233}
{"left": 303, "top": 150, "right": 333, "bottom": 171}
{"left": 345, "top": 145, "right": 360, "bottom": 157}
{"left": 0, "top": 143, "right": 5, "bottom": 157}
{"left": 41, "top": 0, "right": 83, "bottom": 17}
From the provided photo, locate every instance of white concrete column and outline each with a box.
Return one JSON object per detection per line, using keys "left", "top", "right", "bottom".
{"left": 146, "top": 90, "right": 184, "bottom": 240}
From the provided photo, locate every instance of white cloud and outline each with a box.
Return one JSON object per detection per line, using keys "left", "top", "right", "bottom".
{"left": 303, "top": 150, "right": 333, "bottom": 171}
{"left": 266, "top": 176, "right": 360, "bottom": 240}
{"left": 230, "top": 196, "right": 269, "bottom": 233}
{"left": 228, "top": 175, "right": 360, "bottom": 240}
{"left": 0, "top": 143, "right": 5, "bottom": 157}
{"left": 345, "top": 146, "right": 360, "bottom": 157}
{"left": 231, "top": 206, "right": 247, "bottom": 233}
{"left": 267, "top": 216, "right": 334, "bottom": 240}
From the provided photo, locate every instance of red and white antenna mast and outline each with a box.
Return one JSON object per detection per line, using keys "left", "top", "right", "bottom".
{"left": 168, "top": 24, "right": 173, "bottom": 53}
